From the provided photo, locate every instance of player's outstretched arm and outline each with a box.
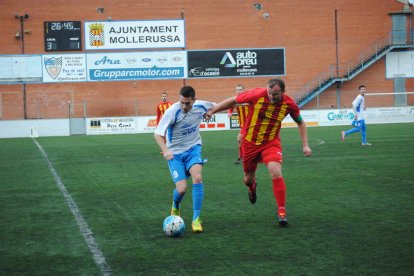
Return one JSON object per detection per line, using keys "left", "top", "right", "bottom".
{"left": 205, "top": 96, "right": 237, "bottom": 119}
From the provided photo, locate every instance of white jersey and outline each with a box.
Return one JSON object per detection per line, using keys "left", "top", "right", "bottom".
{"left": 352, "top": 94, "right": 366, "bottom": 120}
{"left": 154, "top": 100, "right": 215, "bottom": 154}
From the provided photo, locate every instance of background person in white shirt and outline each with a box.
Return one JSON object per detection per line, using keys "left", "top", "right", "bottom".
{"left": 341, "top": 85, "right": 372, "bottom": 146}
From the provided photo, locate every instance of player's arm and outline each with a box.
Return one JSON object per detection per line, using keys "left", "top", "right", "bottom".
{"left": 227, "top": 107, "right": 234, "bottom": 118}
{"left": 205, "top": 96, "right": 237, "bottom": 119}
{"left": 154, "top": 110, "right": 174, "bottom": 160}
{"left": 154, "top": 133, "right": 173, "bottom": 160}
{"left": 156, "top": 105, "right": 162, "bottom": 124}
{"left": 154, "top": 133, "right": 167, "bottom": 152}
{"left": 352, "top": 103, "right": 358, "bottom": 120}
{"left": 352, "top": 96, "right": 361, "bottom": 120}
{"left": 293, "top": 115, "right": 312, "bottom": 157}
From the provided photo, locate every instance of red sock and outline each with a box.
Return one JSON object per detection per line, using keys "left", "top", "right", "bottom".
{"left": 272, "top": 176, "right": 286, "bottom": 212}
{"left": 247, "top": 181, "right": 256, "bottom": 192}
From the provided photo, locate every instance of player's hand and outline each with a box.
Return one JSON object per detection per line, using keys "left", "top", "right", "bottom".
{"left": 303, "top": 146, "right": 312, "bottom": 157}
{"left": 204, "top": 110, "right": 213, "bottom": 120}
{"left": 163, "top": 150, "right": 173, "bottom": 160}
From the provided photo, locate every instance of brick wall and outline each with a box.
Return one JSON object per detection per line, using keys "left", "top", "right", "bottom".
{"left": 0, "top": 0, "right": 411, "bottom": 119}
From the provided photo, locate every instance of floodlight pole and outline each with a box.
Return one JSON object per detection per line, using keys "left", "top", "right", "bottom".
{"left": 334, "top": 9, "right": 341, "bottom": 108}
{"left": 16, "top": 14, "right": 29, "bottom": 119}
{"left": 181, "top": 11, "right": 187, "bottom": 86}
{"left": 18, "top": 15, "right": 27, "bottom": 54}
{"left": 334, "top": 9, "right": 339, "bottom": 78}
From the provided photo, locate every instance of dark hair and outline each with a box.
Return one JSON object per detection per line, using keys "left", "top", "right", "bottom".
{"left": 268, "top": 78, "right": 285, "bottom": 92}
{"left": 358, "top": 85, "right": 366, "bottom": 90}
{"left": 180, "top": 86, "right": 196, "bottom": 99}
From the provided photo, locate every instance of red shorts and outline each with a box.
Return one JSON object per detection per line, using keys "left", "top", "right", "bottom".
{"left": 242, "top": 139, "right": 283, "bottom": 173}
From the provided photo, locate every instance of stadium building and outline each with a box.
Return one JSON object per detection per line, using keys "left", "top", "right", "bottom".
{"left": 0, "top": 0, "right": 413, "bottom": 122}
{"left": 1, "top": 3, "right": 414, "bottom": 275}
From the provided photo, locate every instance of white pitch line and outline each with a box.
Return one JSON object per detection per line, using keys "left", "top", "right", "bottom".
{"left": 33, "top": 139, "right": 112, "bottom": 276}
{"left": 317, "top": 139, "right": 325, "bottom": 145}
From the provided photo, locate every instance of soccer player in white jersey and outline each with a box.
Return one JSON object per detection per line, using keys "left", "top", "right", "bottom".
{"left": 341, "top": 85, "right": 372, "bottom": 146}
{"left": 154, "top": 86, "right": 215, "bottom": 233}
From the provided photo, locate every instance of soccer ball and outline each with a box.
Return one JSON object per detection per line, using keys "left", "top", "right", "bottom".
{"left": 163, "top": 215, "right": 185, "bottom": 237}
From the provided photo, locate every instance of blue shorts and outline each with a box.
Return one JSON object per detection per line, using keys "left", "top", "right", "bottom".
{"left": 168, "top": 144, "right": 204, "bottom": 183}
{"left": 351, "top": 119, "right": 365, "bottom": 128}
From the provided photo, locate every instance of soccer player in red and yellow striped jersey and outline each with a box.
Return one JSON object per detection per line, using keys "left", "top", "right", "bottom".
{"left": 206, "top": 79, "right": 312, "bottom": 227}
{"left": 156, "top": 92, "right": 173, "bottom": 125}
{"left": 227, "top": 84, "right": 249, "bottom": 164}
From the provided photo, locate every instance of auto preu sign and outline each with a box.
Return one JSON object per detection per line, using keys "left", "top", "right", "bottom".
{"left": 187, "top": 48, "right": 285, "bottom": 78}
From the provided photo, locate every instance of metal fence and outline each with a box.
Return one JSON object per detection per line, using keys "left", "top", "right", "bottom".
{"left": 295, "top": 30, "right": 414, "bottom": 108}
{"left": 303, "top": 91, "right": 414, "bottom": 110}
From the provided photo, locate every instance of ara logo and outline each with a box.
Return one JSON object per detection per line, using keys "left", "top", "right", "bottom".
{"left": 220, "top": 52, "right": 236, "bottom": 68}
{"left": 94, "top": 56, "right": 121, "bottom": 65}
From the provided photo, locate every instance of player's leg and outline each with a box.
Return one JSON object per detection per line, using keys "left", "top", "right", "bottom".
{"left": 242, "top": 144, "right": 260, "bottom": 204}
{"left": 185, "top": 144, "right": 205, "bottom": 233}
{"left": 234, "top": 132, "right": 243, "bottom": 164}
{"left": 239, "top": 137, "right": 244, "bottom": 162}
{"left": 360, "top": 120, "right": 366, "bottom": 144}
{"left": 243, "top": 171, "right": 257, "bottom": 204}
{"left": 344, "top": 123, "right": 362, "bottom": 136}
{"left": 262, "top": 141, "right": 288, "bottom": 226}
{"left": 188, "top": 164, "right": 204, "bottom": 232}
{"left": 171, "top": 180, "right": 187, "bottom": 215}
{"left": 168, "top": 156, "right": 187, "bottom": 216}
{"left": 360, "top": 120, "right": 371, "bottom": 145}
{"left": 266, "top": 162, "right": 287, "bottom": 226}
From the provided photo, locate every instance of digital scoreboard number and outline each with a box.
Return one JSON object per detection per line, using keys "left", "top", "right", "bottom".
{"left": 44, "top": 21, "right": 82, "bottom": 51}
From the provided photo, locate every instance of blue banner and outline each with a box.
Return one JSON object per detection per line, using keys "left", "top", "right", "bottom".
{"left": 89, "top": 67, "right": 184, "bottom": 80}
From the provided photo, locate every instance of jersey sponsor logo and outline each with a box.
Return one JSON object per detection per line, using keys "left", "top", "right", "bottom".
{"left": 182, "top": 124, "right": 198, "bottom": 135}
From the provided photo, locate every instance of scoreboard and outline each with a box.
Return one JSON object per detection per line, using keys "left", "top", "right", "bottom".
{"left": 44, "top": 21, "right": 82, "bottom": 51}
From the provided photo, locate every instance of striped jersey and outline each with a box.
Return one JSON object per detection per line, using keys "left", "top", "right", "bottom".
{"left": 156, "top": 101, "right": 173, "bottom": 124}
{"left": 236, "top": 105, "right": 249, "bottom": 128}
{"left": 228, "top": 105, "right": 249, "bottom": 128}
{"left": 154, "top": 100, "right": 215, "bottom": 154}
{"left": 236, "top": 88, "right": 301, "bottom": 145}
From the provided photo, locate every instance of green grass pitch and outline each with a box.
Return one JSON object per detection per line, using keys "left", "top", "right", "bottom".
{"left": 1, "top": 123, "right": 413, "bottom": 275}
